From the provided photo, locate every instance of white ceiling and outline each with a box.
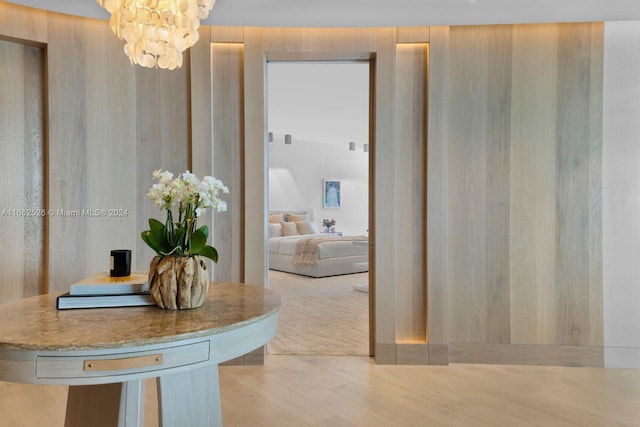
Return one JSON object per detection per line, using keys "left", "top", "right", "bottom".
{"left": 6, "top": 0, "right": 640, "bottom": 27}
{"left": 268, "top": 62, "right": 369, "bottom": 149}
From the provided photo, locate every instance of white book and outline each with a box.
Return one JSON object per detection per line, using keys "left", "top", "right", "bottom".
{"left": 56, "top": 292, "right": 155, "bottom": 310}
{"left": 69, "top": 272, "right": 149, "bottom": 295}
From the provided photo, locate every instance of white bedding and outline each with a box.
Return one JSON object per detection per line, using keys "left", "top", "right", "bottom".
{"left": 268, "top": 234, "right": 369, "bottom": 277}
{"left": 269, "top": 234, "right": 368, "bottom": 259}
{"left": 267, "top": 208, "right": 369, "bottom": 277}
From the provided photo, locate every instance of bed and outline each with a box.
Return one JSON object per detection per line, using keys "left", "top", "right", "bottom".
{"left": 268, "top": 209, "right": 369, "bottom": 278}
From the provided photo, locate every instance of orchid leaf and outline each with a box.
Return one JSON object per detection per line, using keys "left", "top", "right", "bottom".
{"left": 198, "top": 245, "right": 219, "bottom": 263}
{"left": 189, "top": 227, "right": 208, "bottom": 255}
{"left": 141, "top": 230, "right": 170, "bottom": 256}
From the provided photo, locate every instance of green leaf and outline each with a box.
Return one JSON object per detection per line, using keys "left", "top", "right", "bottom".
{"left": 141, "top": 230, "right": 167, "bottom": 255}
{"left": 148, "top": 218, "right": 165, "bottom": 235}
{"left": 189, "top": 227, "right": 208, "bottom": 255}
{"left": 197, "top": 225, "right": 209, "bottom": 239}
{"left": 141, "top": 218, "right": 174, "bottom": 255}
{"left": 198, "top": 245, "right": 219, "bottom": 263}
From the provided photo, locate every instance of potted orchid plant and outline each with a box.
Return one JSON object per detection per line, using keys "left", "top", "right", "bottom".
{"left": 142, "top": 170, "right": 229, "bottom": 309}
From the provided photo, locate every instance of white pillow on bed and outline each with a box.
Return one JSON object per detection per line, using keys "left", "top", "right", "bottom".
{"left": 296, "top": 220, "right": 316, "bottom": 235}
{"left": 269, "top": 213, "right": 284, "bottom": 223}
{"left": 286, "top": 213, "right": 308, "bottom": 222}
{"left": 281, "top": 221, "right": 298, "bottom": 236}
{"left": 268, "top": 223, "right": 283, "bottom": 237}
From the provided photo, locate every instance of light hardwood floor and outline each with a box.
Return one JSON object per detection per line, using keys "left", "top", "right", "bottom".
{"left": 220, "top": 356, "right": 640, "bottom": 427}
{"left": 1, "top": 357, "right": 640, "bottom": 426}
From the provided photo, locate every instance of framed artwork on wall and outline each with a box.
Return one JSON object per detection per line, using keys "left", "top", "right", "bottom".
{"left": 323, "top": 179, "right": 341, "bottom": 208}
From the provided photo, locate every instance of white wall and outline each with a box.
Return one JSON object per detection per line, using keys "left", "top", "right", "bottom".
{"left": 603, "top": 21, "right": 640, "bottom": 368}
{"left": 268, "top": 139, "right": 369, "bottom": 236}
{"left": 267, "top": 61, "right": 370, "bottom": 236}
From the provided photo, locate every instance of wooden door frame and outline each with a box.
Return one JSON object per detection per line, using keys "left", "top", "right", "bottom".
{"left": 263, "top": 53, "right": 376, "bottom": 357}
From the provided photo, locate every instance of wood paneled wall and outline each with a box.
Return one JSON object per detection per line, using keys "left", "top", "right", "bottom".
{"left": 394, "top": 43, "right": 428, "bottom": 357}
{"left": 426, "top": 26, "right": 451, "bottom": 365}
{"left": 1, "top": 4, "right": 194, "bottom": 296}
{"left": 0, "top": 2, "right": 604, "bottom": 366}
{"left": 435, "top": 23, "right": 604, "bottom": 365}
{"left": 210, "top": 40, "right": 244, "bottom": 283}
{"left": 45, "top": 13, "right": 191, "bottom": 290}
{"left": 0, "top": 38, "right": 45, "bottom": 304}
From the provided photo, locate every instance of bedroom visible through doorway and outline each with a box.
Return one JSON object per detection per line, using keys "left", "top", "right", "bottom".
{"left": 266, "top": 61, "right": 371, "bottom": 356}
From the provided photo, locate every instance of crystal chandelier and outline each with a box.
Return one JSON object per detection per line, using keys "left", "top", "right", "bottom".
{"left": 97, "top": 0, "right": 216, "bottom": 70}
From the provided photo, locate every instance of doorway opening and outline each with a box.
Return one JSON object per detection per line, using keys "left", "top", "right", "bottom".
{"left": 265, "top": 61, "right": 372, "bottom": 356}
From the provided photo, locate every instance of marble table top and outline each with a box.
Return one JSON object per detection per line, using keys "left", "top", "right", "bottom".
{"left": 0, "top": 282, "right": 281, "bottom": 351}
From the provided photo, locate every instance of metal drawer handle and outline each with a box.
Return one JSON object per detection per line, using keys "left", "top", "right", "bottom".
{"left": 83, "top": 354, "right": 163, "bottom": 371}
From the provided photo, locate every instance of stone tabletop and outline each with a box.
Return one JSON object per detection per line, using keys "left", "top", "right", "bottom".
{"left": 0, "top": 282, "right": 281, "bottom": 351}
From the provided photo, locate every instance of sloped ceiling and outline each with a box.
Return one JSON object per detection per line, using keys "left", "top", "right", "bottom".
{"left": 5, "top": 0, "right": 640, "bottom": 27}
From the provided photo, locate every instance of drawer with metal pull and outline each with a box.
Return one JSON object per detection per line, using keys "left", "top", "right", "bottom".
{"left": 36, "top": 340, "right": 210, "bottom": 379}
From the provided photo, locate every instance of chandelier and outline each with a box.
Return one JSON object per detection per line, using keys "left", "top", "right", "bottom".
{"left": 96, "top": 0, "right": 216, "bottom": 70}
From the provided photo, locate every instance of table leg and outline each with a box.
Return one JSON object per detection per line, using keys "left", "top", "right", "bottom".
{"left": 157, "top": 363, "right": 222, "bottom": 427}
{"left": 64, "top": 380, "right": 144, "bottom": 427}
{"left": 119, "top": 380, "right": 145, "bottom": 426}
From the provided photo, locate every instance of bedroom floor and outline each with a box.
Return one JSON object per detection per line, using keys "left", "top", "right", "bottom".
{"left": 267, "top": 270, "right": 370, "bottom": 356}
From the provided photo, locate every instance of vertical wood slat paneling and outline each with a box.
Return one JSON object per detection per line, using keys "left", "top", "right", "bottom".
{"left": 243, "top": 27, "right": 267, "bottom": 287}
{"left": 510, "top": 24, "right": 559, "bottom": 345}
{"left": 485, "top": 26, "right": 513, "bottom": 344}
{"left": 448, "top": 26, "right": 490, "bottom": 343}
{"left": 189, "top": 26, "right": 213, "bottom": 180}
{"left": 134, "top": 60, "right": 191, "bottom": 272}
{"left": 556, "top": 23, "right": 594, "bottom": 346}
{"left": 49, "top": 13, "right": 175, "bottom": 287}
{"left": 0, "top": 39, "right": 44, "bottom": 303}
{"left": 373, "top": 28, "right": 398, "bottom": 362}
{"left": 46, "top": 11, "right": 191, "bottom": 288}
{"left": 83, "top": 19, "right": 138, "bottom": 275}
{"left": 427, "top": 26, "right": 450, "bottom": 364}
{"left": 188, "top": 26, "right": 215, "bottom": 278}
{"left": 46, "top": 13, "right": 89, "bottom": 293}
{"left": 211, "top": 41, "right": 244, "bottom": 282}
{"left": 445, "top": 23, "right": 603, "bottom": 354}
{"left": 395, "top": 43, "right": 427, "bottom": 343}
{"left": 588, "top": 23, "right": 604, "bottom": 347}
{"left": 48, "top": 14, "right": 135, "bottom": 288}
{"left": 21, "top": 40, "right": 46, "bottom": 298}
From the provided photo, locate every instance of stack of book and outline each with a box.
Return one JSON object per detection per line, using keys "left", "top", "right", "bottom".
{"left": 56, "top": 272, "right": 155, "bottom": 310}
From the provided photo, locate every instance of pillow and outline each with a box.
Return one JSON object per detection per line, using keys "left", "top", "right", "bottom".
{"left": 296, "top": 220, "right": 315, "bottom": 235}
{"left": 286, "top": 213, "right": 308, "bottom": 222}
{"left": 269, "top": 213, "right": 284, "bottom": 223}
{"left": 280, "top": 221, "right": 298, "bottom": 236}
{"left": 268, "top": 223, "right": 283, "bottom": 238}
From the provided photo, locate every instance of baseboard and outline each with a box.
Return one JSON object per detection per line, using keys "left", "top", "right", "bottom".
{"left": 396, "top": 343, "right": 429, "bottom": 365}
{"left": 428, "top": 344, "right": 450, "bottom": 365}
{"left": 375, "top": 343, "right": 396, "bottom": 364}
{"left": 376, "top": 343, "right": 444, "bottom": 365}
{"left": 449, "top": 343, "right": 604, "bottom": 367}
